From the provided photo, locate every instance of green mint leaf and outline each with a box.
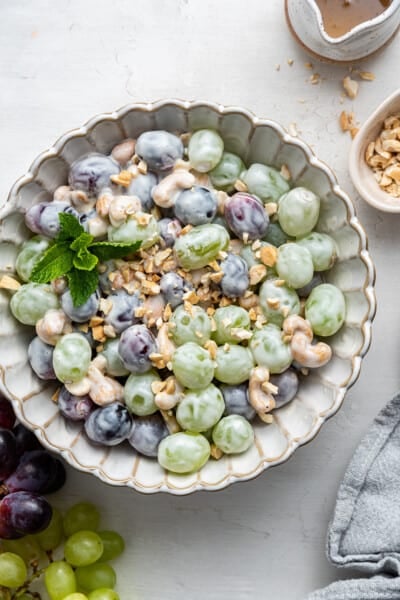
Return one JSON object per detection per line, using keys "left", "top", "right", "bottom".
{"left": 70, "top": 232, "right": 94, "bottom": 252}
{"left": 67, "top": 268, "right": 99, "bottom": 307}
{"left": 73, "top": 249, "right": 98, "bottom": 271}
{"left": 30, "top": 243, "right": 73, "bottom": 283}
{"left": 56, "top": 212, "right": 85, "bottom": 242}
{"left": 89, "top": 241, "right": 142, "bottom": 261}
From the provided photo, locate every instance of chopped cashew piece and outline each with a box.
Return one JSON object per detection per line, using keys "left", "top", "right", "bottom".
{"left": 36, "top": 309, "right": 72, "bottom": 346}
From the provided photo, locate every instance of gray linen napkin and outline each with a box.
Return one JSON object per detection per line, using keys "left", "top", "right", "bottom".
{"left": 307, "top": 393, "right": 400, "bottom": 599}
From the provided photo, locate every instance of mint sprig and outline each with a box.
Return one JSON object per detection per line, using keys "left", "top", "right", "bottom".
{"left": 30, "top": 213, "right": 141, "bottom": 306}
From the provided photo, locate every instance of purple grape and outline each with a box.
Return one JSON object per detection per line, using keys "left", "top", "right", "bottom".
{"left": 128, "top": 414, "right": 169, "bottom": 457}
{"left": 28, "top": 336, "right": 56, "bottom": 380}
{"left": 160, "top": 272, "right": 192, "bottom": 309}
{"left": 58, "top": 386, "right": 95, "bottom": 422}
{"left": 61, "top": 288, "right": 100, "bottom": 323}
{"left": 270, "top": 368, "right": 299, "bottom": 408}
{"left": 40, "top": 458, "right": 66, "bottom": 494}
{"left": 158, "top": 218, "right": 182, "bottom": 247}
{"left": 118, "top": 325, "right": 157, "bottom": 373}
{"left": 127, "top": 172, "right": 157, "bottom": 211}
{"left": 221, "top": 383, "right": 256, "bottom": 421}
{"left": 104, "top": 290, "right": 142, "bottom": 334}
{"left": 0, "top": 396, "right": 16, "bottom": 430}
{"left": 135, "top": 130, "right": 183, "bottom": 172}
{"left": 0, "top": 492, "right": 52, "bottom": 537}
{"left": 85, "top": 403, "right": 132, "bottom": 446}
{"left": 0, "top": 428, "right": 18, "bottom": 480}
{"left": 25, "top": 202, "right": 80, "bottom": 238}
{"left": 220, "top": 253, "right": 249, "bottom": 298}
{"left": 5, "top": 450, "right": 60, "bottom": 495}
{"left": 224, "top": 192, "right": 269, "bottom": 240}
{"left": 174, "top": 186, "right": 217, "bottom": 226}
{"left": 69, "top": 153, "right": 120, "bottom": 196}
{"left": 13, "top": 424, "right": 42, "bottom": 456}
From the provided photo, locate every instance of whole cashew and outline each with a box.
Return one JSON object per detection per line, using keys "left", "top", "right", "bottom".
{"left": 87, "top": 214, "right": 109, "bottom": 238}
{"left": 152, "top": 169, "right": 195, "bottom": 208}
{"left": 65, "top": 377, "right": 91, "bottom": 396}
{"left": 155, "top": 376, "right": 184, "bottom": 410}
{"left": 65, "top": 355, "right": 124, "bottom": 405}
{"left": 36, "top": 309, "right": 72, "bottom": 345}
{"left": 111, "top": 138, "right": 136, "bottom": 165}
{"left": 282, "top": 314, "right": 332, "bottom": 368}
{"left": 249, "top": 366, "right": 276, "bottom": 414}
{"left": 108, "top": 195, "right": 142, "bottom": 227}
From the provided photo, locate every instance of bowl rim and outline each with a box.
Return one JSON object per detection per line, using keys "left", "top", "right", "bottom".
{"left": 349, "top": 88, "right": 400, "bottom": 213}
{"left": 0, "top": 99, "right": 377, "bottom": 494}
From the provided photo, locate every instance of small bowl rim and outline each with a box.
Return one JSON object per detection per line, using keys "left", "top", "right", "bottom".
{"left": 349, "top": 88, "right": 400, "bottom": 213}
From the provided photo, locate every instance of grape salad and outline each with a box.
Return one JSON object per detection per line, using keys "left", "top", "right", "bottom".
{"left": 8, "top": 128, "right": 346, "bottom": 474}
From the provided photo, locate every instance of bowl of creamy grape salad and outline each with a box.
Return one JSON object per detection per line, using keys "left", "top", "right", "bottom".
{"left": 0, "top": 100, "right": 376, "bottom": 494}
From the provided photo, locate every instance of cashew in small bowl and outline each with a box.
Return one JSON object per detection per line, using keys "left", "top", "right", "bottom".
{"left": 282, "top": 314, "right": 332, "bottom": 368}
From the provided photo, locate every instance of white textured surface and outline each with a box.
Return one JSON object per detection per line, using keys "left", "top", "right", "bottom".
{"left": 0, "top": 1, "right": 399, "bottom": 598}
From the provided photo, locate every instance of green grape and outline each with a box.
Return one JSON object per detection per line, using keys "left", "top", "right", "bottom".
{"left": 174, "top": 224, "right": 230, "bottom": 270}
{"left": 188, "top": 129, "right": 224, "bottom": 173}
{"left": 278, "top": 187, "right": 320, "bottom": 237}
{"left": 88, "top": 589, "right": 120, "bottom": 600}
{"left": 176, "top": 384, "right": 225, "bottom": 432}
{"left": 296, "top": 232, "right": 337, "bottom": 271}
{"left": 212, "top": 306, "right": 251, "bottom": 345}
{"left": 63, "top": 594, "right": 89, "bottom": 600}
{"left": 305, "top": 283, "right": 346, "bottom": 336}
{"left": 35, "top": 506, "right": 64, "bottom": 551}
{"left": 75, "top": 563, "right": 116, "bottom": 592}
{"left": 275, "top": 243, "right": 314, "bottom": 289}
{"left": 209, "top": 152, "right": 245, "bottom": 191}
{"left": 53, "top": 333, "right": 92, "bottom": 383}
{"left": 172, "top": 343, "right": 214, "bottom": 390}
{"left": 100, "top": 339, "right": 129, "bottom": 377}
{"left": 212, "top": 415, "right": 254, "bottom": 454}
{"left": 158, "top": 432, "right": 211, "bottom": 473}
{"left": 214, "top": 345, "right": 254, "bottom": 385}
{"left": 250, "top": 324, "right": 292, "bottom": 374}
{"left": 10, "top": 282, "right": 59, "bottom": 325}
{"left": 241, "top": 163, "right": 290, "bottom": 203}
{"left": 16, "top": 595, "right": 32, "bottom": 600}
{"left": 170, "top": 304, "right": 211, "bottom": 346}
{"left": 63, "top": 502, "right": 101, "bottom": 537}
{"left": 15, "top": 235, "right": 50, "bottom": 282}
{"left": 259, "top": 278, "right": 300, "bottom": 327}
{"left": 108, "top": 213, "right": 159, "bottom": 249}
{"left": 0, "top": 552, "right": 27, "bottom": 588}
{"left": 64, "top": 530, "right": 104, "bottom": 567}
{"left": 2, "top": 535, "right": 42, "bottom": 565}
{"left": 262, "top": 222, "right": 290, "bottom": 247}
{"left": 124, "top": 371, "right": 159, "bottom": 416}
{"left": 98, "top": 531, "right": 125, "bottom": 562}
{"left": 44, "top": 560, "right": 77, "bottom": 600}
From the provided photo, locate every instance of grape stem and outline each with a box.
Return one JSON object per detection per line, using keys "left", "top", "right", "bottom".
{"left": 0, "top": 586, "right": 12, "bottom": 600}
{"left": 13, "top": 565, "right": 45, "bottom": 599}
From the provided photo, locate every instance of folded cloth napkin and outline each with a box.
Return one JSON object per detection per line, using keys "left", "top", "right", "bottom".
{"left": 307, "top": 393, "right": 400, "bottom": 599}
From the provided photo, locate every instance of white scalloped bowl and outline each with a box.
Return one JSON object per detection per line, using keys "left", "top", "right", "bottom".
{"left": 0, "top": 100, "right": 376, "bottom": 494}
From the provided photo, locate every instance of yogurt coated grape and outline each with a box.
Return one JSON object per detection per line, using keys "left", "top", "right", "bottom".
{"left": 278, "top": 187, "right": 320, "bottom": 237}
{"left": 220, "top": 254, "right": 249, "bottom": 298}
{"left": 221, "top": 383, "right": 256, "bottom": 421}
{"left": 241, "top": 163, "right": 290, "bottom": 203}
{"left": 128, "top": 414, "right": 169, "bottom": 457}
{"left": 108, "top": 213, "right": 159, "bottom": 249}
{"left": 15, "top": 236, "right": 50, "bottom": 282}
{"left": 224, "top": 193, "right": 269, "bottom": 240}
{"left": 53, "top": 333, "right": 92, "bottom": 383}
{"left": 212, "top": 306, "right": 251, "bottom": 345}
{"left": 85, "top": 403, "right": 132, "bottom": 446}
{"left": 210, "top": 152, "right": 245, "bottom": 191}
{"left": 100, "top": 339, "right": 129, "bottom": 377}
{"left": 127, "top": 172, "right": 157, "bottom": 212}
{"left": 172, "top": 343, "right": 214, "bottom": 390}
{"left": 10, "top": 283, "right": 59, "bottom": 326}
{"left": 174, "top": 186, "right": 217, "bottom": 226}
{"left": 305, "top": 283, "right": 346, "bottom": 336}
{"left": 275, "top": 243, "right": 314, "bottom": 289}
{"left": 296, "top": 232, "right": 337, "bottom": 271}
{"left": 250, "top": 324, "right": 292, "bottom": 373}
{"left": 259, "top": 278, "right": 300, "bottom": 327}
{"left": 136, "top": 130, "right": 183, "bottom": 172}
{"left": 188, "top": 129, "right": 224, "bottom": 173}
{"left": 118, "top": 325, "right": 157, "bottom": 374}
{"left": 61, "top": 289, "right": 99, "bottom": 323}
{"left": 170, "top": 304, "right": 211, "bottom": 346}
{"left": 214, "top": 345, "right": 254, "bottom": 385}
{"left": 28, "top": 337, "right": 56, "bottom": 380}
{"left": 157, "top": 432, "right": 210, "bottom": 473}
{"left": 212, "top": 415, "right": 254, "bottom": 454}
{"left": 174, "top": 223, "right": 229, "bottom": 270}
{"left": 69, "top": 153, "right": 120, "bottom": 195}
{"left": 124, "top": 371, "right": 160, "bottom": 416}
{"left": 103, "top": 290, "right": 142, "bottom": 333}
{"left": 176, "top": 384, "right": 225, "bottom": 432}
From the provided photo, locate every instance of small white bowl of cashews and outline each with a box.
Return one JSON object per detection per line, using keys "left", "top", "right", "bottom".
{"left": 0, "top": 100, "right": 376, "bottom": 494}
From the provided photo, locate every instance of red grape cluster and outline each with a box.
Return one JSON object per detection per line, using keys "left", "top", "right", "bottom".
{"left": 0, "top": 396, "right": 66, "bottom": 540}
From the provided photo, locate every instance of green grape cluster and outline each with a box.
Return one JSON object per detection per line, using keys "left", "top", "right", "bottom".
{"left": 0, "top": 502, "right": 125, "bottom": 600}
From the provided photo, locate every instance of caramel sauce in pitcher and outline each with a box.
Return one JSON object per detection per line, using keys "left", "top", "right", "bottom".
{"left": 315, "top": 0, "right": 392, "bottom": 38}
